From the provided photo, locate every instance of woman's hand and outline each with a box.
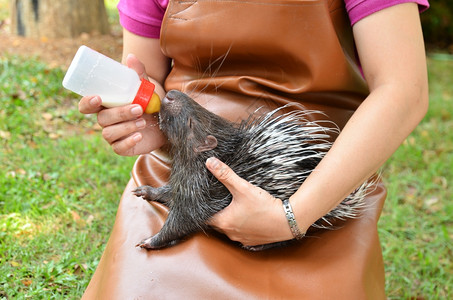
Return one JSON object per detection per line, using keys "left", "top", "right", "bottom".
{"left": 78, "top": 54, "right": 167, "bottom": 156}
{"left": 206, "top": 157, "right": 294, "bottom": 247}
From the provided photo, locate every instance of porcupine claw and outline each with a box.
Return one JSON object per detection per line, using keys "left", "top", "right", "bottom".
{"left": 133, "top": 185, "right": 155, "bottom": 200}
{"left": 133, "top": 185, "right": 171, "bottom": 205}
{"left": 136, "top": 234, "right": 179, "bottom": 250}
{"left": 136, "top": 237, "right": 154, "bottom": 249}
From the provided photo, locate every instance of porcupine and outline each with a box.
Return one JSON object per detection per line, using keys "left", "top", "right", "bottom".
{"left": 133, "top": 89, "right": 374, "bottom": 251}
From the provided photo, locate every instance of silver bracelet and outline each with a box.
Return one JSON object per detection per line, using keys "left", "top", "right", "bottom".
{"left": 282, "top": 199, "right": 305, "bottom": 240}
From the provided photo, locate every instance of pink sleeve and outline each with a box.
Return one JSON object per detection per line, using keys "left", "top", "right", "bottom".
{"left": 345, "top": 0, "right": 430, "bottom": 25}
{"left": 117, "top": 0, "right": 169, "bottom": 38}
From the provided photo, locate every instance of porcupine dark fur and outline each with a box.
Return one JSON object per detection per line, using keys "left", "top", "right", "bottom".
{"left": 133, "top": 90, "right": 375, "bottom": 251}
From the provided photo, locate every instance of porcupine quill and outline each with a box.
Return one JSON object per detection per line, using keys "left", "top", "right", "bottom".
{"left": 133, "top": 90, "right": 376, "bottom": 251}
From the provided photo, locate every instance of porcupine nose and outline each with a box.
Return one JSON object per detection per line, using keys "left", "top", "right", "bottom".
{"left": 164, "top": 89, "right": 185, "bottom": 104}
{"left": 162, "top": 90, "right": 183, "bottom": 114}
{"left": 162, "top": 90, "right": 176, "bottom": 105}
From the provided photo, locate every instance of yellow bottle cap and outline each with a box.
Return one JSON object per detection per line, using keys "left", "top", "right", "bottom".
{"left": 145, "top": 92, "right": 161, "bottom": 114}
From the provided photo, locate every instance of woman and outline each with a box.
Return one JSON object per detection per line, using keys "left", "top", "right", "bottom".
{"left": 79, "top": 0, "right": 429, "bottom": 298}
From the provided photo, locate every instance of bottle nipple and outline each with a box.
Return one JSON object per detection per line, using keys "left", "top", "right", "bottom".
{"left": 145, "top": 93, "right": 161, "bottom": 114}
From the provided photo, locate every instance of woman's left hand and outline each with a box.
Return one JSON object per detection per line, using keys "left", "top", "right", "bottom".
{"left": 206, "top": 157, "right": 293, "bottom": 247}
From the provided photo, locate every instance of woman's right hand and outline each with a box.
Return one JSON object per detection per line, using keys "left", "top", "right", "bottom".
{"left": 78, "top": 54, "right": 167, "bottom": 156}
{"left": 79, "top": 97, "right": 166, "bottom": 156}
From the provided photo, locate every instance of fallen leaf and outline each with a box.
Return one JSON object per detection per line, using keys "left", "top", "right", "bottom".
{"left": 16, "top": 168, "right": 26, "bottom": 175}
{"left": 70, "top": 211, "right": 81, "bottom": 222}
{"left": 0, "top": 130, "right": 11, "bottom": 140}
{"left": 433, "top": 176, "right": 448, "bottom": 189}
{"left": 420, "top": 130, "right": 429, "bottom": 137}
{"left": 27, "top": 140, "right": 38, "bottom": 149}
{"left": 48, "top": 132, "right": 60, "bottom": 139}
{"left": 10, "top": 261, "right": 21, "bottom": 267}
{"left": 74, "top": 263, "right": 88, "bottom": 275}
{"left": 425, "top": 197, "right": 439, "bottom": 207}
{"left": 12, "top": 89, "right": 27, "bottom": 100}
{"left": 86, "top": 215, "right": 95, "bottom": 225}
{"left": 7, "top": 171, "right": 17, "bottom": 178}
{"left": 42, "top": 112, "right": 53, "bottom": 121}
{"left": 21, "top": 279, "right": 33, "bottom": 286}
{"left": 42, "top": 173, "right": 53, "bottom": 181}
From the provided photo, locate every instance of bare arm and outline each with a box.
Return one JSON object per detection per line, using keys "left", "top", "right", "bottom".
{"left": 78, "top": 29, "right": 171, "bottom": 156}
{"left": 207, "top": 3, "right": 429, "bottom": 245}
{"left": 121, "top": 28, "right": 171, "bottom": 85}
{"left": 288, "top": 2, "right": 429, "bottom": 232}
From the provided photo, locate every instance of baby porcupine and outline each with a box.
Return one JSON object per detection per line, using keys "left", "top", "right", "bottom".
{"left": 133, "top": 90, "right": 374, "bottom": 251}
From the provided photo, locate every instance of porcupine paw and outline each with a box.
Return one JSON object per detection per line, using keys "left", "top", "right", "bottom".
{"left": 132, "top": 185, "right": 156, "bottom": 201}
{"left": 242, "top": 244, "right": 269, "bottom": 252}
{"left": 136, "top": 236, "right": 158, "bottom": 249}
{"left": 242, "top": 244, "right": 278, "bottom": 252}
{"left": 136, "top": 235, "right": 176, "bottom": 250}
{"left": 242, "top": 241, "right": 292, "bottom": 251}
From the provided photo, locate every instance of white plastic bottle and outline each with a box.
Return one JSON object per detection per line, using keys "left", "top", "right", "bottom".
{"left": 62, "top": 45, "right": 160, "bottom": 114}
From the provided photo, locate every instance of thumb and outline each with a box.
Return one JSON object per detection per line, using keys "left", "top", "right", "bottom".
{"left": 125, "top": 53, "right": 148, "bottom": 79}
{"left": 206, "top": 157, "right": 245, "bottom": 194}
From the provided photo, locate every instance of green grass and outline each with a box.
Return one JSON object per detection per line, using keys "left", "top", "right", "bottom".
{"left": 0, "top": 56, "right": 136, "bottom": 299}
{"left": 379, "top": 54, "right": 453, "bottom": 299}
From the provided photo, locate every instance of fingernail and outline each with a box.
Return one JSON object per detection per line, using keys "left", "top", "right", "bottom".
{"left": 206, "top": 157, "right": 220, "bottom": 170}
{"left": 132, "top": 133, "right": 142, "bottom": 143}
{"left": 131, "top": 105, "right": 143, "bottom": 116}
{"left": 90, "top": 96, "right": 101, "bottom": 106}
{"left": 135, "top": 118, "right": 146, "bottom": 129}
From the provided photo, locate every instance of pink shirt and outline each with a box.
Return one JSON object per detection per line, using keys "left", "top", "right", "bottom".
{"left": 346, "top": 0, "right": 429, "bottom": 25}
{"left": 117, "top": 0, "right": 169, "bottom": 38}
{"left": 118, "top": 0, "right": 429, "bottom": 38}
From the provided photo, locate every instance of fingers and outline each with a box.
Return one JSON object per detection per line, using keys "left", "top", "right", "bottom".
{"left": 92, "top": 103, "right": 147, "bottom": 155}
{"left": 111, "top": 132, "right": 143, "bottom": 156}
{"left": 125, "top": 54, "right": 148, "bottom": 79}
{"left": 102, "top": 117, "right": 146, "bottom": 145}
{"left": 97, "top": 104, "right": 149, "bottom": 155}
{"left": 206, "top": 157, "right": 247, "bottom": 193}
{"left": 78, "top": 95, "right": 102, "bottom": 114}
{"left": 97, "top": 104, "right": 143, "bottom": 127}
{"left": 78, "top": 55, "right": 146, "bottom": 116}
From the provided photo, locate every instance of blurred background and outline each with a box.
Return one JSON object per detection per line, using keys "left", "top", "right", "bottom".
{"left": 0, "top": 0, "right": 452, "bottom": 299}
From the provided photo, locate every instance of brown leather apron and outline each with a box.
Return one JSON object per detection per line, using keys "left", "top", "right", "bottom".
{"left": 82, "top": 0, "right": 387, "bottom": 299}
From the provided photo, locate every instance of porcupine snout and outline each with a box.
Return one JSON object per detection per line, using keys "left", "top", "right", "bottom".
{"left": 161, "top": 90, "right": 184, "bottom": 116}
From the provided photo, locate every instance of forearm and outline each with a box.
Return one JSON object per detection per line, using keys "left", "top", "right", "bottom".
{"left": 122, "top": 28, "right": 171, "bottom": 86}
{"left": 290, "top": 2, "right": 429, "bottom": 234}
{"left": 290, "top": 84, "right": 428, "bottom": 232}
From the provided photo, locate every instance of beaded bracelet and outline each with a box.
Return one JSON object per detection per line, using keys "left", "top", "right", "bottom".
{"left": 282, "top": 199, "right": 305, "bottom": 240}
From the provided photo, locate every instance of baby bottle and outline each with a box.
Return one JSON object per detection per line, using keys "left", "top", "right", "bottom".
{"left": 62, "top": 45, "right": 160, "bottom": 114}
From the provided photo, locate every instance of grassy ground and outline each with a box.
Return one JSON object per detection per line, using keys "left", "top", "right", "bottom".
{"left": 0, "top": 56, "right": 136, "bottom": 298}
{"left": 1, "top": 2, "right": 452, "bottom": 299}
{"left": 380, "top": 54, "right": 453, "bottom": 299}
